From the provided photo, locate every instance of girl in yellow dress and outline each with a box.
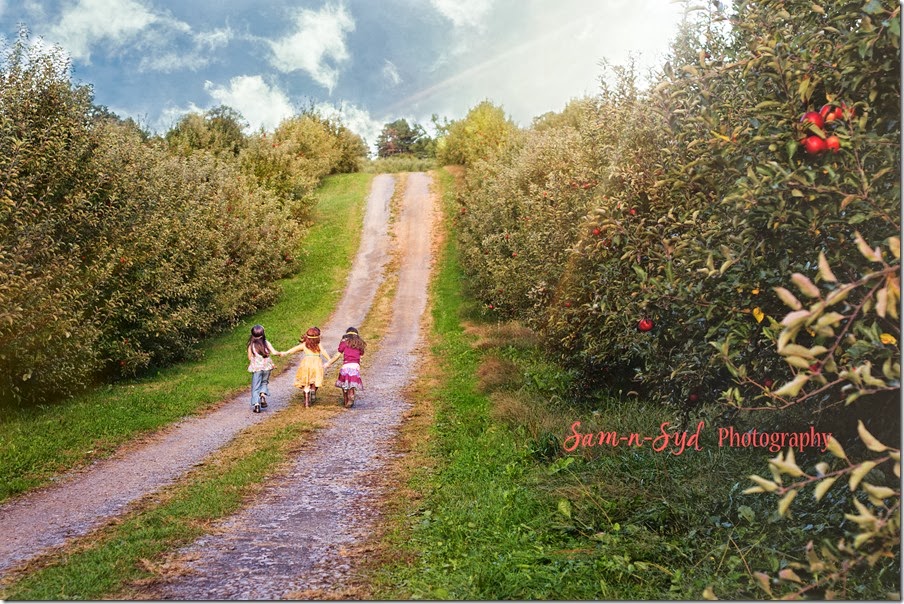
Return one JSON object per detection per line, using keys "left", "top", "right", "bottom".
{"left": 284, "top": 327, "right": 332, "bottom": 407}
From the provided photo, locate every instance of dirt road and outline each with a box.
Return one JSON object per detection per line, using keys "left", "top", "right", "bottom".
{"left": 154, "top": 171, "right": 435, "bottom": 599}
{"left": 0, "top": 171, "right": 431, "bottom": 588}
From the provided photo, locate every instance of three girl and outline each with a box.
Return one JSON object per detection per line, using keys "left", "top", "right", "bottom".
{"left": 247, "top": 324, "right": 284, "bottom": 413}
{"left": 246, "top": 324, "right": 367, "bottom": 411}
{"left": 284, "top": 327, "right": 333, "bottom": 407}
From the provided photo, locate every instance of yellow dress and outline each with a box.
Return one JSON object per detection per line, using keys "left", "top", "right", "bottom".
{"left": 293, "top": 345, "right": 332, "bottom": 390}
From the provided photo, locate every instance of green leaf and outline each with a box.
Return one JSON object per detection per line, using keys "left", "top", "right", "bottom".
{"left": 738, "top": 505, "right": 755, "bottom": 523}
{"left": 786, "top": 139, "right": 798, "bottom": 160}
{"left": 862, "top": 0, "right": 884, "bottom": 15}
{"left": 557, "top": 498, "right": 572, "bottom": 519}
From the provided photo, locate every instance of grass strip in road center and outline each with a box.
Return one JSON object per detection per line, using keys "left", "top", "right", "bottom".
{"left": 0, "top": 173, "right": 372, "bottom": 504}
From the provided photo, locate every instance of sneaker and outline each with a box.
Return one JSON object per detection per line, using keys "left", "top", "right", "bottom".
{"left": 259, "top": 393, "right": 268, "bottom": 408}
{"left": 253, "top": 403, "right": 261, "bottom": 413}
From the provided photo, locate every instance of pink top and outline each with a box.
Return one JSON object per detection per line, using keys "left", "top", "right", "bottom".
{"left": 338, "top": 340, "right": 363, "bottom": 364}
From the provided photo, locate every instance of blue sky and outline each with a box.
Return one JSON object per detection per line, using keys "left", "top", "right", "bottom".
{"left": 0, "top": 0, "right": 686, "bottom": 147}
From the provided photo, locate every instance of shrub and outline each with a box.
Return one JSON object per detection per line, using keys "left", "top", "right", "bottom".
{"left": 0, "top": 30, "right": 317, "bottom": 404}
{"left": 238, "top": 112, "right": 366, "bottom": 221}
{"left": 164, "top": 105, "right": 247, "bottom": 159}
{"left": 455, "top": 104, "right": 604, "bottom": 326}
{"left": 456, "top": 1, "right": 900, "bottom": 412}
{"left": 436, "top": 100, "right": 519, "bottom": 167}
{"left": 0, "top": 32, "right": 108, "bottom": 401}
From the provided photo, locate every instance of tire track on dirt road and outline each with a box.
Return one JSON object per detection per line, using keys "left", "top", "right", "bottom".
{"left": 0, "top": 174, "right": 396, "bottom": 579}
{"left": 154, "top": 172, "right": 435, "bottom": 600}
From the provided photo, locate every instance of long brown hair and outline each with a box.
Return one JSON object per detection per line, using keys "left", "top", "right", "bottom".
{"left": 302, "top": 327, "right": 321, "bottom": 353}
{"left": 248, "top": 324, "right": 270, "bottom": 357}
{"left": 342, "top": 327, "right": 366, "bottom": 352}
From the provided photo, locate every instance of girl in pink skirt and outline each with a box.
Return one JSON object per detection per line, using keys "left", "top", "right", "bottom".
{"left": 327, "top": 327, "right": 366, "bottom": 408}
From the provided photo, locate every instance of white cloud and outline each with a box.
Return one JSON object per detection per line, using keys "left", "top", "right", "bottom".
{"left": 47, "top": 0, "right": 158, "bottom": 62}
{"left": 204, "top": 75, "right": 294, "bottom": 132}
{"left": 139, "top": 51, "right": 211, "bottom": 73}
{"left": 314, "top": 100, "right": 383, "bottom": 152}
{"left": 195, "top": 27, "right": 233, "bottom": 51}
{"left": 431, "top": 0, "right": 494, "bottom": 28}
{"left": 382, "top": 60, "right": 401, "bottom": 86}
{"left": 44, "top": 0, "right": 231, "bottom": 72}
{"left": 138, "top": 27, "right": 233, "bottom": 73}
{"left": 267, "top": 3, "right": 354, "bottom": 92}
{"left": 23, "top": 0, "right": 47, "bottom": 20}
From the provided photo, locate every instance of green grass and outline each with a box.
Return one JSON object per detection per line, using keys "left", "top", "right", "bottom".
{"left": 370, "top": 168, "right": 899, "bottom": 600}
{"left": 0, "top": 172, "right": 372, "bottom": 503}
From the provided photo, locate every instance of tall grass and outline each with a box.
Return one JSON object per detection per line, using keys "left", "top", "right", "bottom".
{"left": 0, "top": 173, "right": 371, "bottom": 503}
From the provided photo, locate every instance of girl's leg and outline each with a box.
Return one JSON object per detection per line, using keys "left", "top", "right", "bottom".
{"left": 303, "top": 386, "right": 311, "bottom": 408}
{"left": 346, "top": 387, "right": 355, "bottom": 408}
{"left": 250, "top": 372, "right": 263, "bottom": 412}
{"left": 259, "top": 370, "right": 271, "bottom": 407}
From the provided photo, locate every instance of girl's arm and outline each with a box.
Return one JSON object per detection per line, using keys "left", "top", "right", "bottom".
{"left": 324, "top": 351, "right": 342, "bottom": 368}
{"left": 267, "top": 342, "right": 284, "bottom": 357}
{"left": 247, "top": 344, "right": 254, "bottom": 362}
{"left": 283, "top": 344, "right": 304, "bottom": 355}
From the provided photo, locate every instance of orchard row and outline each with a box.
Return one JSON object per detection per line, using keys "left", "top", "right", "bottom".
{"left": 0, "top": 32, "right": 367, "bottom": 405}
{"left": 450, "top": 0, "right": 899, "bottom": 418}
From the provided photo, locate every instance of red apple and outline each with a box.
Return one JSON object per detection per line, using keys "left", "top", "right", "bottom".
{"left": 629, "top": 208, "right": 637, "bottom": 216}
{"left": 825, "top": 135, "right": 840, "bottom": 152}
{"left": 821, "top": 104, "right": 844, "bottom": 123}
{"left": 800, "top": 111, "right": 825, "bottom": 130}
{"left": 564, "top": 301, "right": 571, "bottom": 307}
{"left": 592, "top": 228, "right": 601, "bottom": 236}
{"left": 488, "top": 304, "right": 494, "bottom": 309}
{"left": 803, "top": 135, "right": 827, "bottom": 155}
{"left": 763, "top": 378, "right": 774, "bottom": 389}
{"left": 637, "top": 318, "right": 654, "bottom": 332}
{"left": 511, "top": 252, "right": 517, "bottom": 258}
{"left": 688, "top": 393, "right": 699, "bottom": 403}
